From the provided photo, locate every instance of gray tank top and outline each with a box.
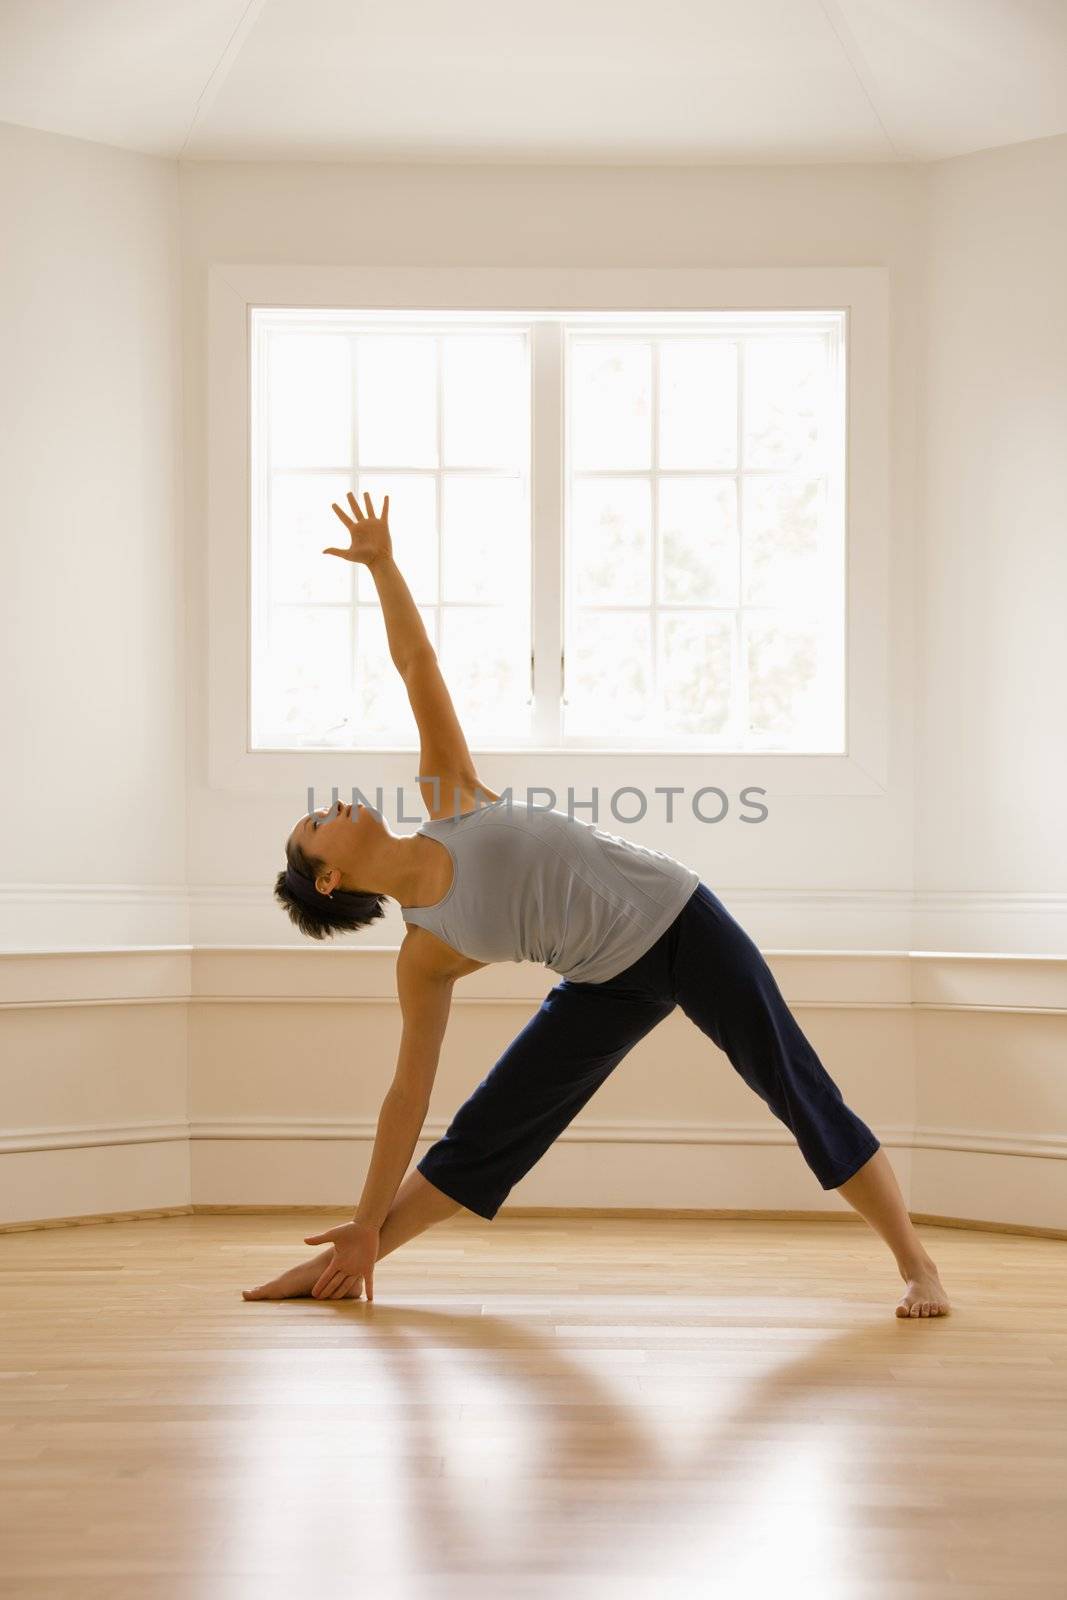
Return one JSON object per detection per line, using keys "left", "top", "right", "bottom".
{"left": 400, "top": 797, "right": 700, "bottom": 985}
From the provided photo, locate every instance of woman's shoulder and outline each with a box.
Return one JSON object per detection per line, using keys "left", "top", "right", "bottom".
{"left": 424, "top": 780, "right": 503, "bottom": 824}
{"left": 399, "top": 922, "right": 488, "bottom": 980}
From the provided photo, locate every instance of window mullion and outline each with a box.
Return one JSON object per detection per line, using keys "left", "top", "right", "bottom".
{"left": 650, "top": 338, "right": 659, "bottom": 723}
{"left": 435, "top": 334, "right": 443, "bottom": 654}
{"left": 531, "top": 321, "right": 563, "bottom": 746}
{"left": 735, "top": 337, "right": 746, "bottom": 746}
{"left": 251, "top": 319, "right": 272, "bottom": 747}
{"left": 349, "top": 333, "right": 360, "bottom": 731}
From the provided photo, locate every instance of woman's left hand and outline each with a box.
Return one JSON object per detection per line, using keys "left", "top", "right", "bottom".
{"left": 303, "top": 1220, "right": 380, "bottom": 1300}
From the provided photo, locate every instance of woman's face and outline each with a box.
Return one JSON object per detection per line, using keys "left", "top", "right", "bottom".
{"left": 287, "top": 799, "right": 381, "bottom": 877}
{"left": 293, "top": 798, "right": 351, "bottom": 864}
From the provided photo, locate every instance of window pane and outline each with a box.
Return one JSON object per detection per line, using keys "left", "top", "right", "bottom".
{"left": 745, "top": 615, "right": 841, "bottom": 747}
{"left": 356, "top": 335, "right": 437, "bottom": 467}
{"left": 742, "top": 475, "right": 829, "bottom": 610}
{"left": 659, "top": 340, "right": 737, "bottom": 470}
{"left": 571, "top": 478, "right": 651, "bottom": 605}
{"left": 439, "top": 605, "right": 531, "bottom": 736}
{"left": 562, "top": 319, "right": 844, "bottom": 750}
{"left": 659, "top": 614, "right": 734, "bottom": 736}
{"left": 269, "top": 334, "right": 351, "bottom": 469}
{"left": 442, "top": 334, "right": 528, "bottom": 468}
{"left": 261, "top": 606, "right": 352, "bottom": 747}
{"left": 658, "top": 478, "right": 739, "bottom": 606}
{"left": 270, "top": 472, "right": 352, "bottom": 604}
{"left": 743, "top": 336, "right": 829, "bottom": 471}
{"left": 441, "top": 475, "right": 528, "bottom": 606}
{"left": 570, "top": 340, "right": 652, "bottom": 471}
{"left": 565, "top": 609, "right": 653, "bottom": 734}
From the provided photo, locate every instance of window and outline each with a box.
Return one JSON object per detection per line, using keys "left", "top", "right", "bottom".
{"left": 250, "top": 313, "right": 532, "bottom": 751}
{"left": 250, "top": 307, "right": 846, "bottom": 755}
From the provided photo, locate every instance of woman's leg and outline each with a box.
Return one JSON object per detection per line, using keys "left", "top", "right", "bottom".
{"left": 242, "top": 1170, "right": 463, "bottom": 1300}
{"left": 671, "top": 885, "right": 951, "bottom": 1317}
{"left": 244, "top": 966, "right": 671, "bottom": 1305}
{"left": 836, "top": 1148, "right": 951, "bottom": 1317}
{"left": 242, "top": 970, "right": 673, "bottom": 1301}
{"left": 414, "top": 975, "right": 675, "bottom": 1222}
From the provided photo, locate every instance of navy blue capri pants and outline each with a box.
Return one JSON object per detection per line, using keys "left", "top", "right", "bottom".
{"left": 417, "top": 882, "right": 881, "bottom": 1221}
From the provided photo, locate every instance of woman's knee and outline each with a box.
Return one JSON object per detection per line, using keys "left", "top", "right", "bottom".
{"left": 414, "top": 1171, "right": 465, "bottom": 1218}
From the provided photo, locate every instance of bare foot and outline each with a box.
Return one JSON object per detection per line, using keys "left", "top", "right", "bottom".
{"left": 896, "top": 1257, "right": 952, "bottom": 1318}
{"left": 242, "top": 1249, "right": 362, "bottom": 1302}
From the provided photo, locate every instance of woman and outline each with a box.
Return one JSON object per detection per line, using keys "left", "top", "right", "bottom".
{"left": 246, "top": 492, "right": 951, "bottom": 1320}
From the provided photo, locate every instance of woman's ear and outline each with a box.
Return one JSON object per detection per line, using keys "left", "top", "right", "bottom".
{"left": 314, "top": 865, "right": 342, "bottom": 898}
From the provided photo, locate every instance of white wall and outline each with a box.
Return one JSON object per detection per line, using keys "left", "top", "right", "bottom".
{"left": 0, "top": 122, "right": 187, "bottom": 948}
{"left": 4, "top": 135, "right": 1053, "bottom": 957}
{"left": 2, "top": 134, "right": 1066, "bottom": 1232}
{"left": 916, "top": 133, "right": 1067, "bottom": 952}
{"left": 179, "top": 160, "right": 924, "bottom": 950}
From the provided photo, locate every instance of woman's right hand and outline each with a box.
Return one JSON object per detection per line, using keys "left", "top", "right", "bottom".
{"left": 325, "top": 491, "right": 393, "bottom": 567}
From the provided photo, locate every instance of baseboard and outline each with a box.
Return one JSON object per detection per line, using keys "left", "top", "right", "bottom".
{"left": 4, "top": 1201, "right": 1062, "bottom": 1242}
{"left": 0, "top": 1205, "right": 193, "bottom": 1234}
{"left": 907, "top": 1211, "right": 1067, "bottom": 1241}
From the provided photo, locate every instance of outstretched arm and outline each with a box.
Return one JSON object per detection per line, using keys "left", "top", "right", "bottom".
{"left": 297, "top": 936, "right": 459, "bottom": 1301}
{"left": 326, "top": 492, "right": 485, "bottom": 807}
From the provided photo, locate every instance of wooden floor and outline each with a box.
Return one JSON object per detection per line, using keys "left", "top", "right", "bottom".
{"left": 1, "top": 1211, "right": 1065, "bottom": 1599}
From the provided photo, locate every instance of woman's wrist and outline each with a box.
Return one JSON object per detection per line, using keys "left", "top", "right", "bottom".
{"left": 351, "top": 1210, "right": 383, "bottom": 1231}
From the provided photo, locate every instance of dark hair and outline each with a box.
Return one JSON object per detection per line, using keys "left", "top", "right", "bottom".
{"left": 274, "top": 836, "right": 388, "bottom": 941}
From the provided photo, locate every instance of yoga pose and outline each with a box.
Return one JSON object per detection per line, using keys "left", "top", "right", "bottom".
{"left": 246, "top": 492, "right": 951, "bottom": 1319}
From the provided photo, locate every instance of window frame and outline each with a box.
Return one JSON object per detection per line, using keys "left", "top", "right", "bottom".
{"left": 207, "top": 264, "right": 889, "bottom": 798}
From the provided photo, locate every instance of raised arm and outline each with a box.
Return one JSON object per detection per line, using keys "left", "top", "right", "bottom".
{"left": 326, "top": 492, "right": 488, "bottom": 814}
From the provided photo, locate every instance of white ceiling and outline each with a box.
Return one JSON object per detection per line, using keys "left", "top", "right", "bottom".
{"left": 1, "top": 0, "right": 1065, "bottom": 165}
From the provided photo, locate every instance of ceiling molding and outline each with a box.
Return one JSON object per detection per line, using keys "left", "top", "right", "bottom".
{"left": 818, "top": 0, "right": 907, "bottom": 161}
{"left": 177, "top": 0, "right": 272, "bottom": 160}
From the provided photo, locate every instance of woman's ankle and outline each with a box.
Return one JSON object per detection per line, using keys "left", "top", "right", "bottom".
{"left": 897, "top": 1243, "right": 936, "bottom": 1276}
